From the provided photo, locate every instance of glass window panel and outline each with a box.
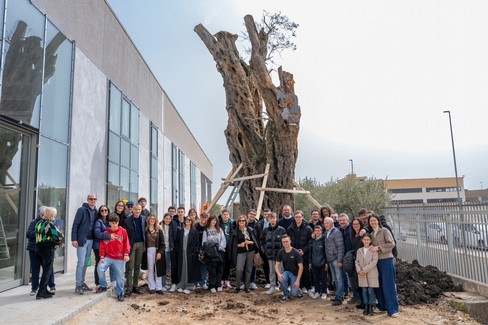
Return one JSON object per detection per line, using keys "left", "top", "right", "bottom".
{"left": 109, "top": 84, "right": 122, "bottom": 134}
{"left": 121, "top": 99, "right": 130, "bottom": 137}
{"left": 1, "top": 0, "right": 46, "bottom": 127}
{"left": 130, "top": 170, "right": 139, "bottom": 193}
{"left": 150, "top": 179, "right": 158, "bottom": 204}
{"left": 130, "top": 104, "right": 139, "bottom": 144}
{"left": 108, "top": 131, "right": 120, "bottom": 164}
{"left": 41, "top": 21, "right": 72, "bottom": 143}
{"left": 130, "top": 144, "right": 138, "bottom": 170}
{"left": 151, "top": 126, "right": 158, "bottom": 155}
{"left": 37, "top": 136, "right": 68, "bottom": 274}
{"left": 120, "top": 139, "right": 130, "bottom": 168}
{"left": 120, "top": 167, "right": 130, "bottom": 199}
{"left": 107, "top": 161, "right": 119, "bottom": 187}
{"left": 151, "top": 157, "right": 157, "bottom": 178}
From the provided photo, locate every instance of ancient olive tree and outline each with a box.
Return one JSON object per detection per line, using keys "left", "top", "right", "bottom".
{"left": 195, "top": 13, "right": 300, "bottom": 214}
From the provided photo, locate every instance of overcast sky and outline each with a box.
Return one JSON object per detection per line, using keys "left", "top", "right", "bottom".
{"left": 107, "top": 0, "right": 488, "bottom": 199}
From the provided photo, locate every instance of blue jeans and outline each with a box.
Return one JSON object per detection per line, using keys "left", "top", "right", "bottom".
{"left": 98, "top": 258, "right": 126, "bottom": 296}
{"left": 76, "top": 239, "right": 93, "bottom": 286}
{"left": 280, "top": 271, "right": 300, "bottom": 298}
{"left": 162, "top": 251, "right": 171, "bottom": 287}
{"left": 362, "top": 287, "right": 375, "bottom": 305}
{"left": 29, "top": 250, "right": 55, "bottom": 290}
{"left": 329, "top": 259, "right": 344, "bottom": 301}
{"left": 195, "top": 263, "right": 208, "bottom": 286}
{"left": 375, "top": 258, "right": 399, "bottom": 316}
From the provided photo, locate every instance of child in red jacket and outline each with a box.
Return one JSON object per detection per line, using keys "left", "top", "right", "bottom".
{"left": 96, "top": 214, "right": 130, "bottom": 301}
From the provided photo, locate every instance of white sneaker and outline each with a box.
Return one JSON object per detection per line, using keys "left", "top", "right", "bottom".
{"left": 225, "top": 281, "right": 232, "bottom": 289}
{"left": 308, "top": 291, "right": 315, "bottom": 298}
{"left": 177, "top": 288, "right": 183, "bottom": 293}
{"left": 169, "top": 284, "right": 177, "bottom": 292}
{"left": 240, "top": 284, "right": 245, "bottom": 290}
{"left": 210, "top": 288, "right": 217, "bottom": 293}
{"left": 264, "top": 283, "right": 271, "bottom": 289}
{"left": 321, "top": 293, "right": 327, "bottom": 300}
{"left": 250, "top": 283, "right": 258, "bottom": 290}
{"left": 161, "top": 287, "right": 167, "bottom": 292}
{"left": 301, "top": 287, "right": 308, "bottom": 294}
{"left": 217, "top": 287, "right": 223, "bottom": 292}
{"left": 202, "top": 284, "right": 209, "bottom": 290}
{"left": 313, "top": 293, "right": 320, "bottom": 299}
{"left": 266, "top": 287, "right": 276, "bottom": 295}
{"left": 183, "top": 289, "right": 191, "bottom": 294}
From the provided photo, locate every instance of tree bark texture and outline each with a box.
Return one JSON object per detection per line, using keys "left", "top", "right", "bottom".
{"left": 195, "top": 15, "right": 301, "bottom": 215}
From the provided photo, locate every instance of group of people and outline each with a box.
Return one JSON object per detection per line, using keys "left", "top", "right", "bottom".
{"left": 31, "top": 193, "right": 400, "bottom": 318}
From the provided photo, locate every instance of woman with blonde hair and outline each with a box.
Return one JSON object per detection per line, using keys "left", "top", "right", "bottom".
{"left": 35, "top": 207, "right": 64, "bottom": 300}
{"left": 145, "top": 214, "right": 165, "bottom": 294}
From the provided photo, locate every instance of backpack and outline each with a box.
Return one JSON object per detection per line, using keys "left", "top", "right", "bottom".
{"left": 342, "top": 250, "right": 355, "bottom": 275}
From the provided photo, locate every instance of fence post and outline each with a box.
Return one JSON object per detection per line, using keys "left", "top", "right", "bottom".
{"left": 445, "top": 212, "right": 457, "bottom": 274}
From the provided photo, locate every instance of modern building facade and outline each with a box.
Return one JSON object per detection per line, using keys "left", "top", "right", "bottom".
{"left": 384, "top": 177, "right": 465, "bottom": 205}
{"left": 0, "top": 0, "right": 212, "bottom": 292}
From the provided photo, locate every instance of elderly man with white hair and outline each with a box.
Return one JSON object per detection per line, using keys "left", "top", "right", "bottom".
{"left": 323, "top": 216, "right": 345, "bottom": 305}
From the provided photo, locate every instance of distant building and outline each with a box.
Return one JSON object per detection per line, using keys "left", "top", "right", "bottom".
{"left": 465, "top": 189, "right": 488, "bottom": 203}
{"left": 384, "top": 177, "right": 465, "bottom": 205}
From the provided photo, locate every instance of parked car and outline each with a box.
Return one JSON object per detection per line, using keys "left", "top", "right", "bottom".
{"left": 426, "top": 223, "right": 447, "bottom": 244}
{"left": 452, "top": 224, "right": 487, "bottom": 249}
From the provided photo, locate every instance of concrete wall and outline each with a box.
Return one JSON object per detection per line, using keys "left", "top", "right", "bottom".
{"left": 138, "top": 114, "right": 150, "bottom": 201}
{"left": 66, "top": 49, "right": 108, "bottom": 272}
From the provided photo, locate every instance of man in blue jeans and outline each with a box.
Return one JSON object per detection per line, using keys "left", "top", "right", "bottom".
{"left": 275, "top": 234, "right": 303, "bottom": 301}
{"left": 71, "top": 194, "right": 98, "bottom": 295}
{"left": 323, "top": 217, "right": 345, "bottom": 305}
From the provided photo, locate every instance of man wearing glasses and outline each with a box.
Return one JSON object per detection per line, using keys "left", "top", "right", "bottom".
{"left": 72, "top": 194, "right": 98, "bottom": 295}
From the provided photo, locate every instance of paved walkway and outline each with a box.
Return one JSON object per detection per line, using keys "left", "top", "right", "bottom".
{"left": 0, "top": 269, "right": 110, "bottom": 325}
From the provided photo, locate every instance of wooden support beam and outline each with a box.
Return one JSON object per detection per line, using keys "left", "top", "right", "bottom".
{"left": 205, "top": 163, "right": 243, "bottom": 213}
{"left": 222, "top": 173, "right": 267, "bottom": 183}
{"left": 255, "top": 164, "right": 270, "bottom": 218}
{"left": 292, "top": 179, "right": 322, "bottom": 209}
{"left": 255, "top": 187, "right": 310, "bottom": 195}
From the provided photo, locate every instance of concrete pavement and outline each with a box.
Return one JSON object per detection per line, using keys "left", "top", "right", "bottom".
{"left": 0, "top": 268, "right": 110, "bottom": 325}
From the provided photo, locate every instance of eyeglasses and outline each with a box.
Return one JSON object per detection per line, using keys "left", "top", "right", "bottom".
{"left": 100, "top": 209, "right": 108, "bottom": 212}
{"left": 88, "top": 197, "right": 97, "bottom": 201}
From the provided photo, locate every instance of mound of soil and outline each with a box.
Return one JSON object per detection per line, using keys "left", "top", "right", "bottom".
{"left": 396, "top": 259, "right": 463, "bottom": 305}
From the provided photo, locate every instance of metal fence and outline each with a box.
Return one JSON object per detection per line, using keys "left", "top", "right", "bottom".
{"left": 383, "top": 203, "right": 488, "bottom": 284}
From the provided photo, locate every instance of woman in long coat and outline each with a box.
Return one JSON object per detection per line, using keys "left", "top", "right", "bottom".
{"left": 175, "top": 217, "right": 200, "bottom": 293}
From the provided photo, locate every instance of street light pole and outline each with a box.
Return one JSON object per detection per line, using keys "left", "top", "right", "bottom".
{"left": 443, "top": 110, "right": 462, "bottom": 204}
{"left": 349, "top": 159, "right": 354, "bottom": 175}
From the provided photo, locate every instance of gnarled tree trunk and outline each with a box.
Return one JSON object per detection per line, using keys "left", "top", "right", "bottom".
{"left": 195, "top": 14, "right": 300, "bottom": 215}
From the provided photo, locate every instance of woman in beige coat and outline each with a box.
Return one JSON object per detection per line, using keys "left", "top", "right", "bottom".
{"left": 355, "top": 233, "right": 379, "bottom": 316}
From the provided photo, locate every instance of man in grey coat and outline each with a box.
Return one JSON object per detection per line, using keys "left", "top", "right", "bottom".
{"left": 323, "top": 217, "right": 345, "bottom": 305}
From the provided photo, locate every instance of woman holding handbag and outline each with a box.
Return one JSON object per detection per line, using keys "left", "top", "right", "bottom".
{"left": 230, "top": 215, "right": 259, "bottom": 294}
{"left": 145, "top": 214, "right": 165, "bottom": 294}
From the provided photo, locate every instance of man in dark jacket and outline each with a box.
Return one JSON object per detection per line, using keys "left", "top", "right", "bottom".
{"left": 338, "top": 213, "right": 352, "bottom": 297}
{"left": 123, "top": 204, "right": 146, "bottom": 295}
{"left": 324, "top": 217, "right": 345, "bottom": 305}
{"left": 71, "top": 194, "right": 98, "bottom": 295}
{"left": 261, "top": 212, "right": 286, "bottom": 295}
{"left": 287, "top": 210, "right": 312, "bottom": 293}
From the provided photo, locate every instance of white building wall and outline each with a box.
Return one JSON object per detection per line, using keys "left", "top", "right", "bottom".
{"left": 66, "top": 48, "right": 107, "bottom": 272}
{"left": 138, "top": 114, "right": 150, "bottom": 203}
{"left": 157, "top": 128, "right": 165, "bottom": 220}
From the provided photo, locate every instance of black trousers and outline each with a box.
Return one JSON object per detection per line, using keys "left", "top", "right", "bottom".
{"left": 311, "top": 266, "right": 328, "bottom": 295}
{"left": 206, "top": 262, "right": 224, "bottom": 289}
{"left": 170, "top": 249, "right": 178, "bottom": 284}
{"left": 300, "top": 258, "right": 311, "bottom": 289}
{"left": 35, "top": 244, "right": 56, "bottom": 293}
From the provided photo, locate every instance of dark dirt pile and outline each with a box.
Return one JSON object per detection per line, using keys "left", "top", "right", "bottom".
{"left": 396, "top": 259, "right": 463, "bottom": 305}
